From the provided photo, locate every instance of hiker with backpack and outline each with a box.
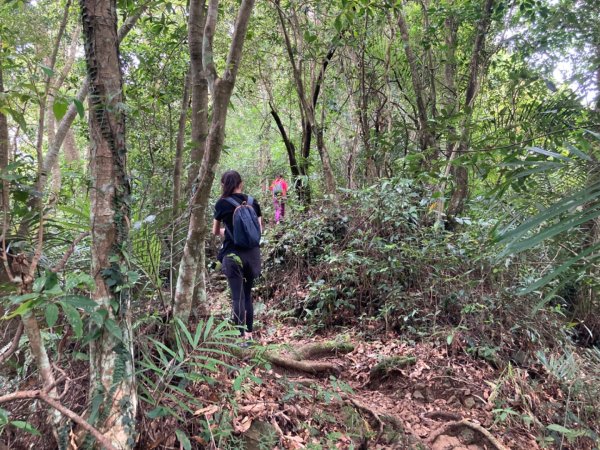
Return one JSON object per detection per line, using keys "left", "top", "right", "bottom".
{"left": 270, "top": 174, "right": 288, "bottom": 224}
{"left": 213, "top": 170, "right": 262, "bottom": 341}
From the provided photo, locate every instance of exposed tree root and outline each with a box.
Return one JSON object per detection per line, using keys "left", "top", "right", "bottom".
{"left": 427, "top": 419, "right": 509, "bottom": 450}
{"left": 290, "top": 341, "right": 355, "bottom": 360}
{"left": 344, "top": 395, "right": 385, "bottom": 437}
{"left": 250, "top": 341, "right": 354, "bottom": 376}
{"left": 423, "top": 410, "right": 463, "bottom": 421}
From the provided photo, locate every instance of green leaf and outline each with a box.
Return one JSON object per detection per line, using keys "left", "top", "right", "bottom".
{"left": 5, "top": 300, "right": 36, "bottom": 319}
{"left": 73, "top": 98, "right": 85, "bottom": 119}
{"left": 40, "top": 64, "right": 54, "bottom": 78}
{"left": 66, "top": 273, "right": 96, "bottom": 291}
{"left": 7, "top": 108, "right": 27, "bottom": 131}
{"left": 45, "top": 303, "right": 59, "bottom": 328}
{"left": 146, "top": 406, "right": 170, "bottom": 419}
{"left": 175, "top": 429, "right": 191, "bottom": 450}
{"left": 53, "top": 98, "right": 69, "bottom": 121}
{"left": 11, "top": 420, "right": 41, "bottom": 436}
{"left": 59, "top": 302, "right": 83, "bottom": 337}
{"left": 0, "top": 408, "right": 9, "bottom": 424}
{"left": 447, "top": 334, "right": 454, "bottom": 345}
{"left": 61, "top": 295, "right": 97, "bottom": 312}
{"left": 32, "top": 275, "right": 47, "bottom": 293}
{"left": 518, "top": 242, "right": 600, "bottom": 295}
{"left": 8, "top": 293, "right": 39, "bottom": 304}
{"left": 564, "top": 143, "right": 592, "bottom": 161}
{"left": 104, "top": 318, "right": 123, "bottom": 341}
{"left": 526, "top": 146, "right": 572, "bottom": 162}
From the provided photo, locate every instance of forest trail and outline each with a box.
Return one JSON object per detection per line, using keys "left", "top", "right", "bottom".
{"left": 204, "top": 285, "right": 538, "bottom": 450}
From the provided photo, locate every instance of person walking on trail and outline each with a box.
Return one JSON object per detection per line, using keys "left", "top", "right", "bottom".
{"left": 270, "top": 174, "right": 288, "bottom": 224}
{"left": 213, "top": 170, "right": 262, "bottom": 341}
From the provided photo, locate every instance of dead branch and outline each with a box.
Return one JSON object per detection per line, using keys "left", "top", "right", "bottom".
{"left": 0, "top": 389, "right": 118, "bottom": 450}
{"left": 427, "top": 419, "right": 509, "bottom": 450}
{"left": 0, "top": 321, "right": 24, "bottom": 365}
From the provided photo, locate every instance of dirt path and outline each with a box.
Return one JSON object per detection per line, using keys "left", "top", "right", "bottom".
{"left": 206, "top": 288, "right": 538, "bottom": 449}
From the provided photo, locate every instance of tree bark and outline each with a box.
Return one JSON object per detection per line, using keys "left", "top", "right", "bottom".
{"left": 80, "top": 0, "right": 137, "bottom": 447}
{"left": 17, "top": 4, "right": 148, "bottom": 238}
{"left": 0, "top": 47, "right": 9, "bottom": 243}
{"left": 173, "top": 67, "right": 191, "bottom": 218}
{"left": 396, "top": 5, "right": 434, "bottom": 154}
{"left": 185, "top": 0, "right": 209, "bottom": 193}
{"left": 445, "top": 0, "right": 495, "bottom": 221}
{"left": 275, "top": 2, "right": 337, "bottom": 201}
{"left": 173, "top": 0, "right": 255, "bottom": 323}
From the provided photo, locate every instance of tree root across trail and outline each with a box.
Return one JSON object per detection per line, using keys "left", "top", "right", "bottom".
{"left": 241, "top": 340, "right": 355, "bottom": 376}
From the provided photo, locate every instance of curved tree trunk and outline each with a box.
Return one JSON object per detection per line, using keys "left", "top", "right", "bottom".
{"left": 80, "top": 0, "right": 137, "bottom": 447}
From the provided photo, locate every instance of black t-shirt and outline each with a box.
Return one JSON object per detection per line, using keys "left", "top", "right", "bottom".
{"left": 214, "top": 193, "right": 262, "bottom": 258}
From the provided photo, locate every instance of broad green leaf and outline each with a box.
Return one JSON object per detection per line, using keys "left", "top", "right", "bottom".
{"left": 61, "top": 295, "right": 97, "bottom": 312}
{"left": 5, "top": 300, "right": 36, "bottom": 319}
{"left": 9, "top": 293, "right": 39, "bottom": 304}
{"left": 59, "top": 302, "right": 83, "bottom": 337}
{"left": 45, "top": 303, "right": 59, "bottom": 328}
{"left": 73, "top": 98, "right": 85, "bottom": 119}
{"left": 40, "top": 64, "right": 54, "bottom": 78}
{"left": 11, "top": 420, "right": 41, "bottom": 436}
{"left": 175, "top": 429, "right": 191, "bottom": 450}
{"left": 52, "top": 98, "right": 69, "bottom": 121}
{"left": 104, "top": 318, "right": 123, "bottom": 341}
{"left": 66, "top": 273, "right": 95, "bottom": 291}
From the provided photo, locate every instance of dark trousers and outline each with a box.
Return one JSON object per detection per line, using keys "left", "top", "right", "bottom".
{"left": 221, "top": 247, "right": 261, "bottom": 335}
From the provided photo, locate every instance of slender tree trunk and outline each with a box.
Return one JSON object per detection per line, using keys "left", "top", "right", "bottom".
{"left": 173, "top": 0, "right": 255, "bottom": 323}
{"left": 80, "top": 0, "right": 137, "bottom": 447}
{"left": 173, "top": 67, "right": 191, "bottom": 218}
{"left": 0, "top": 50, "right": 9, "bottom": 240}
{"left": 396, "top": 6, "right": 433, "bottom": 154}
{"left": 186, "top": 0, "right": 209, "bottom": 193}
{"left": 445, "top": 0, "right": 495, "bottom": 221}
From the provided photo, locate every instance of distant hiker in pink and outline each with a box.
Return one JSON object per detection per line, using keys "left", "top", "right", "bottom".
{"left": 270, "top": 174, "right": 288, "bottom": 224}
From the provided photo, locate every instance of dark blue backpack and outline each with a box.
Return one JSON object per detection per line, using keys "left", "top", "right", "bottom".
{"left": 224, "top": 196, "right": 261, "bottom": 249}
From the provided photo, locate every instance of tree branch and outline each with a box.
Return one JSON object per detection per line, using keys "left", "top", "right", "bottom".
{"left": 0, "top": 389, "right": 118, "bottom": 450}
{"left": 223, "top": 0, "right": 256, "bottom": 84}
{"left": 203, "top": 0, "right": 219, "bottom": 93}
{"left": 0, "top": 321, "right": 24, "bottom": 366}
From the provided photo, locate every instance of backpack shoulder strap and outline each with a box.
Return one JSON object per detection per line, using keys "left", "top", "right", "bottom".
{"left": 224, "top": 197, "right": 241, "bottom": 208}
{"left": 246, "top": 195, "right": 254, "bottom": 206}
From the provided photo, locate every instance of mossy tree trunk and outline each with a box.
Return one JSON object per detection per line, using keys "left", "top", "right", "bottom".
{"left": 80, "top": 0, "right": 137, "bottom": 447}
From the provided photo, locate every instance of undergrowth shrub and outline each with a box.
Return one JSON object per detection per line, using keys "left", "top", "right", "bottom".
{"left": 260, "top": 178, "right": 565, "bottom": 357}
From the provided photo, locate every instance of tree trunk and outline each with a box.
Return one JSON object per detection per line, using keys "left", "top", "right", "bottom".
{"left": 186, "top": 0, "right": 209, "bottom": 193}
{"left": 80, "top": 0, "right": 137, "bottom": 447}
{"left": 0, "top": 49, "right": 8, "bottom": 240}
{"left": 16, "top": 4, "right": 148, "bottom": 238}
{"left": 445, "top": 0, "right": 495, "bottom": 221}
{"left": 173, "top": 0, "right": 255, "bottom": 323}
{"left": 173, "top": 67, "right": 191, "bottom": 219}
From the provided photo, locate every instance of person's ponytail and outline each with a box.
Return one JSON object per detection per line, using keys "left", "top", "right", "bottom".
{"left": 221, "top": 170, "right": 242, "bottom": 198}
